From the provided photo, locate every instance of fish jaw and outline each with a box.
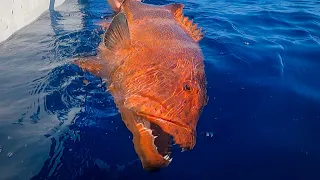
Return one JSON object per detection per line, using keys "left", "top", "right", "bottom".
{"left": 136, "top": 112, "right": 196, "bottom": 149}
{"left": 133, "top": 122, "right": 172, "bottom": 171}
{"left": 128, "top": 111, "right": 196, "bottom": 171}
{"left": 131, "top": 114, "right": 196, "bottom": 171}
{"left": 133, "top": 114, "right": 196, "bottom": 171}
{"left": 124, "top": 95, "right": 198, "bottom": 150}
{"left": 121, "top": 95, "right": 197, "bottom": 170}
{"left": 116, "top": 105, "right": 173, "bottom": 171}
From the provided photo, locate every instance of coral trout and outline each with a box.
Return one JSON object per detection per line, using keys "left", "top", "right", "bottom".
{"left": 74, "top": 0, "right": 208, "bottom": 171}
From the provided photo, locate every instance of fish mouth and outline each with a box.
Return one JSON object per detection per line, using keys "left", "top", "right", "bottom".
{"left": 133, "top": 112, "right": 195, "bottom": 171}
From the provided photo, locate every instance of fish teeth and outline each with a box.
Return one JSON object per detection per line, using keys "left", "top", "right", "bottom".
{"left": 163, "top": 155, "right": 173, "bottom": 163}
{"left": 163, "top": 155, "right": 170, "bottom": 160}
{"left": 164, "top": 155, "right": 169, "bottom": 160}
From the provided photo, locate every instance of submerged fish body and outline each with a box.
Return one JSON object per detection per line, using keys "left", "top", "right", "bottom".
{"left": 75, "top": 0, "right": 207, "bottom": 170}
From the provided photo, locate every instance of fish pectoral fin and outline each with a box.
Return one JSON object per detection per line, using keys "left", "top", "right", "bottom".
{"left": 166, "top": 3, "right": 204, "bottom": 42}
{"left": 72, "top": 57, "right": 104, "bottom": 77}
{"left": 103, "top": 12, "right": 131, "bottom": 51}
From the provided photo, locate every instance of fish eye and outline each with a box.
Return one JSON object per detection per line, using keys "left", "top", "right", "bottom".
{"left": 183, "top": 83, "right": 191, "bottom": 91}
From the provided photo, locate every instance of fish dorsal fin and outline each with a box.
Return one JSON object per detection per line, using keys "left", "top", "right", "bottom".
{"left": 166, "top": 3, "right": 204, "bottom": 42}
{"left": 103, "top": 12, "right": 131, "bottom": 51}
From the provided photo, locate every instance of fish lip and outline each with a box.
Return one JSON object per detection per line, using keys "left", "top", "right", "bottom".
{"left": 136, "top": 112, "right": 192, "bottom": 134}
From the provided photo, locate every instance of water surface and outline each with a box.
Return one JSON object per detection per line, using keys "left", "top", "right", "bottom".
{"left": 0, "top": 0, "right": 319, "bottom": 179}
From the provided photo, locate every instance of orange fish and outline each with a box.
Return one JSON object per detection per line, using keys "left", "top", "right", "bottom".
{"left": 74, "top": 0, "right": 208, "bottom": 171}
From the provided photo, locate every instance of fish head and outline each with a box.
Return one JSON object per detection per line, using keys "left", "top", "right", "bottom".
{"left": 123, "top": 54, "right": 207, "bottom": 171}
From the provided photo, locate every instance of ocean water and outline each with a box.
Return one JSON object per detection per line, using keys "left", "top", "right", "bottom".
{"left": 0, "top": 0, "right": 319, "bottom": 179}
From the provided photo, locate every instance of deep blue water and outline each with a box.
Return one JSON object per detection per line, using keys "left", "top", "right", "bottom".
{"left": 0, "top": 0, "right": 319, "bottom": 179}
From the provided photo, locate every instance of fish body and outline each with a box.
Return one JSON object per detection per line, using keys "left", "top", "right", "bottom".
{"left": 75, "top": 0, "right": 207, "bottom": 171}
